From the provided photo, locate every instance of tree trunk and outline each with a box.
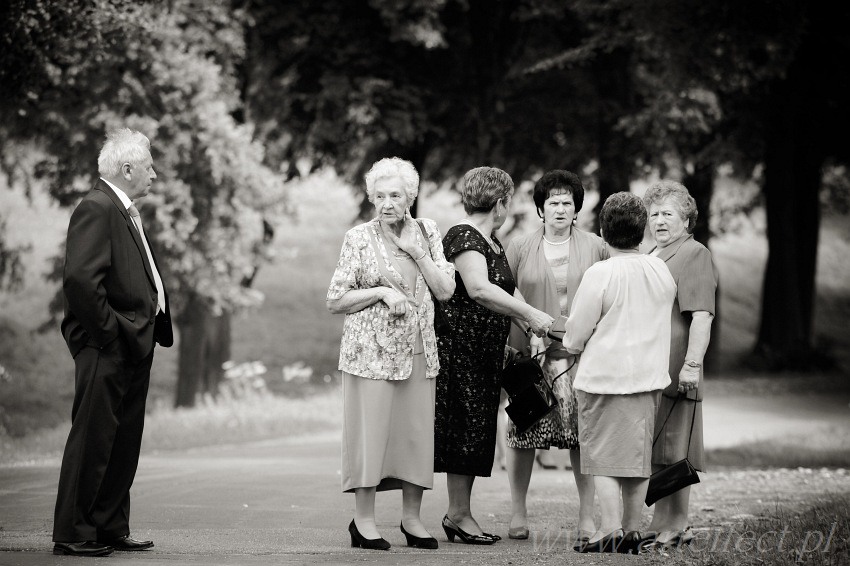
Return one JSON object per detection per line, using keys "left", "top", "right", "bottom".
{"left": 592, "top": 48, "right": 633, "bottom": 233}
{"left": 594, "top": 130, "right": 631, "bottom": 233}
{"left": 683, "top": 162, "right": 720, "bottom": 373}
{"left": 175, "top": 293, "right": 232, "bottom": 408}
{"left": 750, "top": 79, "right": 823, "bottom": 370}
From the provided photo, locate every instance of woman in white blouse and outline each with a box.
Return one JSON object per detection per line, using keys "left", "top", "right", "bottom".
{"left": 561, "top": 192, "right": 676, "bottom": 554}
{"left": 327, "top": 157, "right": 455, "bottom": 551}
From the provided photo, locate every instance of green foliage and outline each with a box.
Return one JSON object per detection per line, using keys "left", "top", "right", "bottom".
{"left": 245, "top": 0, "right": 599, "bottom": 196}
{"left": 0, "top": 216, "right": 28, "bottom": 292}
{"left": 0, "top": 0, "right": 288, "bottom": 318}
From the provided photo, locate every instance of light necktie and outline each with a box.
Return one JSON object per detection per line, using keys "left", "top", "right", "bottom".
{"left": 128, "top": 204, "right": 166, "bottom": 314}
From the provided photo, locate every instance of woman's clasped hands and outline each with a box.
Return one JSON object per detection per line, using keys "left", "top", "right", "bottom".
{"left": 526, "top": 308, "right": 555, "bottom": 338}
{"left": 381, "top": 287, "right": 409, "bottom": 317}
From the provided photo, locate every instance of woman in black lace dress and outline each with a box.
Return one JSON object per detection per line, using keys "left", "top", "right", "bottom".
{"left": 435, "top": 166, "right": 554, "bottom": 544}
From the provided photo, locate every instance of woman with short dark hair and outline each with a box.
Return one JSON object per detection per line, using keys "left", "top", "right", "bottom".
{"left": 434, "top": 166, "right": 553, "bottom": 545}
{"left": 561, "top": 192, "right": 676, "bottom": 554}
{"left": 503, "top": 170, "right": 607, "bottom": 545}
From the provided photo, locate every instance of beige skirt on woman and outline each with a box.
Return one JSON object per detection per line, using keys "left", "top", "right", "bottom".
{"left": 577, "top": 389, "right": 660, "bottom": 478}
{"left": 341, "top": 347, "right": 436, "bottom": 493}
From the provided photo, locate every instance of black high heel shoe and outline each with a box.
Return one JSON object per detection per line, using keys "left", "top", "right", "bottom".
{"left": 441, "top": 515, "right": 496, "bottom": 545}
{"left": 618, "top": 530, "right": 642, "bottom": 554}
{"left": 348, "top": 519, "right": 390, "bottom": 551}
{"left": 400, "top": 522, "right": 438, "bottom": 549}
{"left": 579, "top": 529, "right": 624, "bottom": 553}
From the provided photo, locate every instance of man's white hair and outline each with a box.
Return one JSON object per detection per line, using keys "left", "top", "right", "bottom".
{"left": 97, "top": 128, "right": 151, "bottom": 178}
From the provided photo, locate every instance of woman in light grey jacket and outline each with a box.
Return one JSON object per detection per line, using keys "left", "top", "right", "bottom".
{"left": 327, "top": 157, "right": 455, "bottom": 550}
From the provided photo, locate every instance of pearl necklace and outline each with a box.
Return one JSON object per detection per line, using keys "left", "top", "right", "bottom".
{"left": 542, "top": 234, "right": 571, "bottom": 246}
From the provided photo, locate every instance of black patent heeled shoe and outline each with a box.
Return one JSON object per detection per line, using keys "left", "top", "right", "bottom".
{"left": 579, "top": 529, "right": 624, "bottom": 553}
{"left": 572, "top": 529, "right": 593, "bottom": 552}
{"left": 617, "top": 530, "right": 642, "bottom": 554}
{"left": 400, "top": 522, "right": 438, "bottom": 549}
{"left": 643, "top": 528, "right": 694, "bottom": 552}
{"left": 348, "top": 519, "right": 390, "bottom": 550}
{"left": 441, "top": 515, "right": 496, "bottom": 545}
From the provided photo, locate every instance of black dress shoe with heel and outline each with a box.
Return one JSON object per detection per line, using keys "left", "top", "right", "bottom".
{"left": 348, "top": 519, "right": 391, "bottom": 550}
{"left": 99, "top": 535, "right": 154, "bottom": 551}
{"left": 441, "top": 515, "right": 496, "bottom": 545}
{"left": 400, "top": 522, "right": 438, "bottom": 549}
{"left": 579, "top": 529, "right": 624, "bottom": 553}
{"left": 53, "top": 541, "right": 114, "bottom": 557}
{"left": 618, "top": 530, "right": 642, "bottom": 554}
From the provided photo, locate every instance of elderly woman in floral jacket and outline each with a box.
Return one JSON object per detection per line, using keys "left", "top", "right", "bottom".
{"left": 327, "top": 157, "right": 455, "bottom": 551}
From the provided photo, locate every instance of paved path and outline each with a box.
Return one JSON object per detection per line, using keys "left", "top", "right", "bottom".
{"left": 0, "top": 389, "right": 848, "bottom": 565}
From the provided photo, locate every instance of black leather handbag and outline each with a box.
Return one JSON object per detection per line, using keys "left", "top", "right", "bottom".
{"left": 645, "top": 392, "right": 701, "bottom": 506}
{"left": 501, "top": 328, "right": 575, "bottom": 435}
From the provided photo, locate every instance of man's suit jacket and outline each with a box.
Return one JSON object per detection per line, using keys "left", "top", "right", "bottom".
{"left": 61, "top": 180, "right": 173, "bottom": 362}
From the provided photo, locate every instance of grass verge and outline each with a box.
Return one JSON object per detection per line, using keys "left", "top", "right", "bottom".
{"left": 647, "top": 495, "right": 850, "bottom": 566}
{"left": 0, "top": 388, "right": 342, "bottom": 467}
{"left": 707, "top": 424, "right": 850, "bottom": 469}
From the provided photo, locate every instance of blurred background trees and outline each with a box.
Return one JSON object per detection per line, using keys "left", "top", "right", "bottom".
{"left": 241, "top": 0, "right": 850, "bottom": 371}
{"left": 1, "top": 0, "right": 288, "bottom": 407}
{"left": 0, "top": 0, "right": 847, "bottom": 413}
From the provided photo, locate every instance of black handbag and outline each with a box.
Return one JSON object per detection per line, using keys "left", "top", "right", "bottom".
{"left": 645, "top": 392, "right": 701, "bottom": 506}
{"left": 501, "top": 330, "right": 575, "bottom": 435}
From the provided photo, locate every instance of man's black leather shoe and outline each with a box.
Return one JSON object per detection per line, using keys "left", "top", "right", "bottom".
{"left": 100, "top": 535, "right": 154, "bottom": 551}
{"left": 53, "top": 541, "right": 114, "bottom": 556}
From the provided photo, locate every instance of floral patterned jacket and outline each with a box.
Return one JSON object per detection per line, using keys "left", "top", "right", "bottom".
{"left": 327, "top": 218, "right": 453, "bottom": 380}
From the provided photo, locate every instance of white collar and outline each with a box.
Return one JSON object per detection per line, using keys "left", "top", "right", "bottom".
{"left": 100, "top": 177, "right": 133, "bottom": 210}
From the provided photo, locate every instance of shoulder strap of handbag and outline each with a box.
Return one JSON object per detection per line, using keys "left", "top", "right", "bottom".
{"left": 415, "top": 219, "right": 433, "bottom": 259}
{"left": 366, "top": 224, "right": 423, "bottom": 306}
{"left": 652, "top": 388, "right": 699, "bottom": 450}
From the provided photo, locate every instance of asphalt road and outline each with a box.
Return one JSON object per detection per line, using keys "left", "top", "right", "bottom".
{"left": 0, "top": 390, "right": 848, "bottom": 566}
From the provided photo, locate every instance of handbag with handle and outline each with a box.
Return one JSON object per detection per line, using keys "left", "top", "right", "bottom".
{"left": 501, "top": 326, "right": 575, "bottom": 434}
{"left": 645, "top": 391, "right": 701, "bottom": 506}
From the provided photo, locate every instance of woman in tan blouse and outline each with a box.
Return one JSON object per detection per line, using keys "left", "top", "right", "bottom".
{"left": 504, "top": 170, "right": 608, "bottom": 546}
{"left": 327, "top": 157, "right": 455, "bottom": 550}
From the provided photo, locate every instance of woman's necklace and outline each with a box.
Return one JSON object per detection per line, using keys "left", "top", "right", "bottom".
{"left": 379, "top": 222, "right": 413, "bottom": 260}
{"left": 542, "top": 231, "right": 572, "bottom": 246}
{"left": 461, "top": 218, "right": 501, "bottom": 253}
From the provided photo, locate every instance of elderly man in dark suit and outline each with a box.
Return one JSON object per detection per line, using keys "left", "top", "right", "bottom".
{"left": 52, "top": 128, "right": 173, "bottom": 557}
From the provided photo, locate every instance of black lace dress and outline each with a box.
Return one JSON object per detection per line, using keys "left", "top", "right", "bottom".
{"left": 434, "top": 224, "right": 515, "bottom": 477}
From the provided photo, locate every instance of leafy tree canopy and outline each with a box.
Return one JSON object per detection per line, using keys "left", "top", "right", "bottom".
{"left": 1, "top": 0, "right": 288, "bottom": 317}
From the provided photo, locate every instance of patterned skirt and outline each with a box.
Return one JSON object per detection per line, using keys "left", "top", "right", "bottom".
{"left": 506, "top": 354, "right": 579, "bottom": 450}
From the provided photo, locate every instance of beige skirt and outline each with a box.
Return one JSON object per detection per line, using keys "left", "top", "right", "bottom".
{"left": 577, "top": 390, "right": 660, "bottom": 478}
{"left": 341, "top": 349, "right": 436, "bottom": 493}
